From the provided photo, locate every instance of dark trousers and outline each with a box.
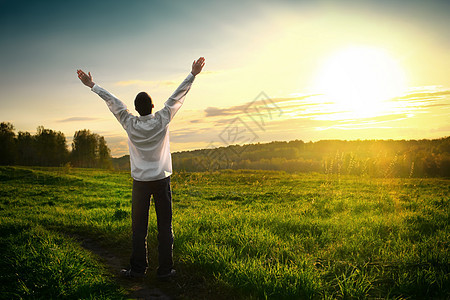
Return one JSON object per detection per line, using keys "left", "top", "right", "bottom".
{"left": 130, "top": 176, "right": 173, "bottom": 274}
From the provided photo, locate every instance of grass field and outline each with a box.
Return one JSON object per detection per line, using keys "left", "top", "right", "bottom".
{"left": 0, "top": 166, "right": 448, "bottom": 299}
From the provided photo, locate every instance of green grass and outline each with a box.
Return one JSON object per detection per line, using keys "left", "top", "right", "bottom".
{"left": 0, "top": 222, "right": 123, "bottom": 299}
{"left": 0, "top": 166, "right": 448, "bottom": 299}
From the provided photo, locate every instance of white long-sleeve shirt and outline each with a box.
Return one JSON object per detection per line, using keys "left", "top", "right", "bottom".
{"left": 91, "top": 73, "right": 195, "bottom": 181}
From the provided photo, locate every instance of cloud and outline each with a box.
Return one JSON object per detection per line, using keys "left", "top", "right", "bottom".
{"left": 204, "top": 106, "right": 237, "bottom": 117}
{"left": 393, "top": 89, "right": 450, "bottom": 102}
{"left": 170, "top": 127, "right": 215, "bottom": 143}
{"left": 204, "top": 94, "right": 320, "bottom": 117}
{"left": 57, "top": 117, "right": 100, "bottom": 123}
{"left": 352, "top": 114, "right": 410, "bottom": 124}
{"left": 188, "top": 87, "right": 450, "bottom": 135}
{"left": 422, "top": 103, "right": 450, "bottom": 108}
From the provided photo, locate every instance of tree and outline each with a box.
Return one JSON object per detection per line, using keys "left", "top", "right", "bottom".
{"left": 71, "top": 129, "right": 111, "bottom": 168}
{"left": 16, "top": 131, "right": 36, "bottom": 165}
{"left": 72, "top": 130, "right": 98, "bottom": 167}
{"left": 97, "top": 136, "right": 112, "bottom": 169}
{"left": 34, "top": 126, "right": 69, "bottom": 166}
{"left": 0, "top": 122, "right": 16, "bottom": 165}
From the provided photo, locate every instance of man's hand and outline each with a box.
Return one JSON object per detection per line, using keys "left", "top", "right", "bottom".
{"left": 77, "top": 69, "right": 95, "bottom": 88}
{"left": 191, "top": 57, "right": 205, "bottom": 76}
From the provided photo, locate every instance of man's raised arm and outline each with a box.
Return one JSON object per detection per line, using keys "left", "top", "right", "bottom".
{"left": 77, "top": 69, "right": 95, "bottom": 88}
{"left": 157, "top": 57, "right": 206, "bottom": 123}
{"left": 191, "top": 57, "right": 205, "bottom": 76}
{"left": 76, "top": 69, "right": 132, "bottom": 129}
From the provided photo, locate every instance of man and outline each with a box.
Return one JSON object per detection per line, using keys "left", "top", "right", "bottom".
{"left": 76, "top": 57, "right": 205, "bottom": 279}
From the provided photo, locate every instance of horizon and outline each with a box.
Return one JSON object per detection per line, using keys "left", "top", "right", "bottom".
{"left": 1, "top": 0, "right": 449, "bottom": 157}
{"left": 4, "top": 119, "right": 448, "bottom": 158}
{"left": 121, "top": 136, "right": 450, "bottom": 158}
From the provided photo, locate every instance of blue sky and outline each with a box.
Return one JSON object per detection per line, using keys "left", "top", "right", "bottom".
{"left": 1, "top": 0, "right": 449, "bottom": 156}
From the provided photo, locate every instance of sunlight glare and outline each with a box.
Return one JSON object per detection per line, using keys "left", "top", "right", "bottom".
{"left": 312, "top": 46, "right": 407, "bottom": 118}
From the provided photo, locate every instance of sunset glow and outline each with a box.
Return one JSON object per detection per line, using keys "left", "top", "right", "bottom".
{"left": 312, "top": 46, "right": 407, "bottom": 118}
{"left": 0, "top": 0, "right": 449, "bottom": 156}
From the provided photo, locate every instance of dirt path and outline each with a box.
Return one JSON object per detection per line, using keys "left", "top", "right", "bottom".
{"left": 77, "top": 236, "right": 172, "bottom": 300}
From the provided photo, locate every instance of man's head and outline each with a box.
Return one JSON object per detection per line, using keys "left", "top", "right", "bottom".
{"left": 134, "top": 92, "right": 154, "bottom": 116}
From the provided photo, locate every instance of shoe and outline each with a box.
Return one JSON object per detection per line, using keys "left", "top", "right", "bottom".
{"left": 157, "top": 269, "right": 176, "bottom": 281}
{"left": 119, "top": 268, "right": 146, "bottom": 279}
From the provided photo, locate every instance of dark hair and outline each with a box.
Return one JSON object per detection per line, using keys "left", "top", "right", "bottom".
{"left": 134, "top": 92, "right": 153, "bottom": 116}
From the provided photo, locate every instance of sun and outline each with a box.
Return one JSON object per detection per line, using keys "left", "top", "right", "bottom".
{"left": 312, "top": 45, "right": 407, "bottom": 117}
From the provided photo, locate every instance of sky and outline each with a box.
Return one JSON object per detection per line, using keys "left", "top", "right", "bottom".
{"left": 1, "top": 0, "right": 449, "bottom": 157}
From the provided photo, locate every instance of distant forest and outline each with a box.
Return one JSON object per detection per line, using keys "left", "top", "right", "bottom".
{"left": 109, "top": 137, "right": 450, "bottom": 178}
{"left": 169, "top": 138, "right": 450, "bottom": 177}
{"left": 2, "top": 122, "right": 448, "bottom": 177}
{"left": 0, "top": 122, "right": 111, "bottom": 169}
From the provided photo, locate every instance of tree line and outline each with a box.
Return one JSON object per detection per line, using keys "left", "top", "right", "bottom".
{"left": 3, "top": 120, "right": 448, "bottom": 177}
{"left": 0, "top": 122, "right": 111, "bottom": 168}
{"left": 171, "top": 137, "right": 450, "bottom": 178}
{"left": 110, "top": 137, "right": 450, "bottom": 177}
